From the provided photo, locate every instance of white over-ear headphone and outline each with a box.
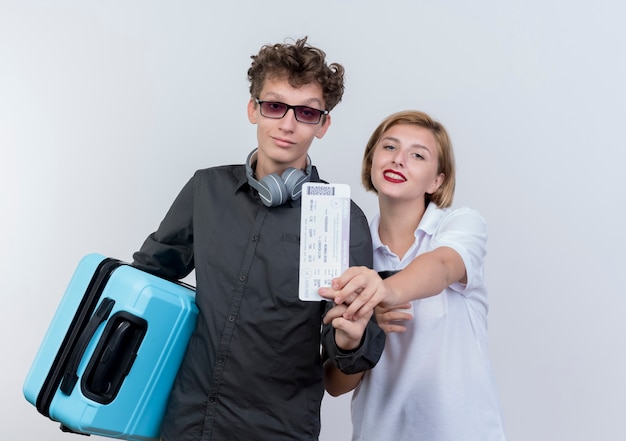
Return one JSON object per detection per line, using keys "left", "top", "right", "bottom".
{"left": 245, "top": 149, "right": 312, "bottom": 207}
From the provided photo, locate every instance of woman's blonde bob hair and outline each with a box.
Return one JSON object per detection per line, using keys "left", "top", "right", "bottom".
{"left": 361, "top": 110, "right": 456, "bottom": 208}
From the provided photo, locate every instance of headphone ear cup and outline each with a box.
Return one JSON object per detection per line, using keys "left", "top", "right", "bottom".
{"left": 258, "top": 173, "right": 288, "bottom": 207}
{"left": 281, "top": 167, "right": 308, "bottom": 200}
{"left": 245, "top": 149, "right": 311, "bottom": 207}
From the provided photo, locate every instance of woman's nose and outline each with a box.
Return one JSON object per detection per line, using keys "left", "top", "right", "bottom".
{"left": 392, "top": 151, "right": 404, "bottom": 166}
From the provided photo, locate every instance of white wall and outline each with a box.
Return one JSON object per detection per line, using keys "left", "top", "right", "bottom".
{"left": 2, "top": 1, "right": 625, "bottom": 440}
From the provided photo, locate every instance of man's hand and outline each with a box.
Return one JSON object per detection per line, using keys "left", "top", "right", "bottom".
{"left": 323, "top": 303, "right": 372, "bottom": 351}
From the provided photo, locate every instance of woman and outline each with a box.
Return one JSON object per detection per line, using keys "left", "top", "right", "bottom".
{"left": 320, "top": 110, "right": 506, "bottom": 441}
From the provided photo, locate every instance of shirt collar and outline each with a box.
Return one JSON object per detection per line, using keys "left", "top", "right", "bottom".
{"left": 234, "top": 165, "right": 250, "bottom": 192}
{"left": 369, "top": 214, "right": 384, "bottom": 251}
{"left": 370, "top": 201, "right": 443, "bottom": 251}
{"left": 418, "top": 202, "right": 444, "bottom": 235}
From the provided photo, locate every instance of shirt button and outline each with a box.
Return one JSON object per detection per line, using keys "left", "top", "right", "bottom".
{"left": 251, "top": 235, "right": 259, "bottom": 242}
{"left": 217, "top": 357, "right": 225, "bottom": 363}
{"left": 209, "top": 396, "right": 216, "bottom": 403}
{"left": 239, "top": 274, "right": 247, "bottom": 282}
{"left": 228, "top": 315, "right": 236, "bottom": 322}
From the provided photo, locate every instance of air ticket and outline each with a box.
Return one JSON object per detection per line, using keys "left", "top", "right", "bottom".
{"left": 298, "top": 182, "right": 351, "bottom": 301}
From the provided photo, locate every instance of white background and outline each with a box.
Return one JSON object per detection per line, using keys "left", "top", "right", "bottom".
{"left": 2, "top": 1, "right": 625, "bottom": 440}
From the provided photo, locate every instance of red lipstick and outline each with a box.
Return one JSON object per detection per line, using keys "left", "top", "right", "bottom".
{"left": 383, "top": 169, "right": 406, "bottom": 183}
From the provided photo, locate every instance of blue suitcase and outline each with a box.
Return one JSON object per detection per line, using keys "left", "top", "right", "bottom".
{"left": 23, "top": 253, "right": 198, "bottom": 440}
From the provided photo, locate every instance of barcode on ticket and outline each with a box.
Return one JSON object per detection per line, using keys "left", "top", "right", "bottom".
{"left": 306, "top": 185, "right": 335, "bottom": 196}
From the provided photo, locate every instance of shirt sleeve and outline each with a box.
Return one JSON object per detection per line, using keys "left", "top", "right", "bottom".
{"left": 321, "top": 200, "right": 386, "bottom": 374}
{"left": 132, "top": 175, "right": 195, "bottom": 280}
{"left": 430, "top": 207, "right": 488, "bottom": 292}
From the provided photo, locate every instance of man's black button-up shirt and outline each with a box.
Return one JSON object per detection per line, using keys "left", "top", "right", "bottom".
{"left": 132, "top": 164, "right": 384, "bottom": 441}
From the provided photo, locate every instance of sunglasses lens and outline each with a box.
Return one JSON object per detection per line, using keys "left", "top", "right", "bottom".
{"left": 260, "top": 101, "right": 288, "bottom": 118}
{"left": 294, "top": 107, "right": 322, "bottom": 124}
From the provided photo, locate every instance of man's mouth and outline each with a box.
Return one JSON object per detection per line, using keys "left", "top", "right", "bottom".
{"left": 272, "top": 136, "right": 295, "bottom": 147}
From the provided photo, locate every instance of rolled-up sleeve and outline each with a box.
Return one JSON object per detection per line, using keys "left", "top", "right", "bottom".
{"left": 430, "top": 207, "right": 488, "bottom": 292}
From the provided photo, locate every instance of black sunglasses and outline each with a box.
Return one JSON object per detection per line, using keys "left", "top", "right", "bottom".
{"left": 256, "top": 100, "right": 328, "bottom": 125}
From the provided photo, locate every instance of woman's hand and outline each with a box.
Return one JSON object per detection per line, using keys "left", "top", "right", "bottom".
{"left": 319, "top": 266, "right": 395, "bottom": 322}
{"left": 375, "top": 303, "right": 413, "bottom": 334}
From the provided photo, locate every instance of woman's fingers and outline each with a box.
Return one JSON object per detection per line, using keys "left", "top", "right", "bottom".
{"left": 342, "top": 274, "right": 387, "bottom": 320}
{"left": 320, "top": 267, "right": 396, "bottom": 322}
{"left": 375, "top": 304, "right": 413, "bottom": 334}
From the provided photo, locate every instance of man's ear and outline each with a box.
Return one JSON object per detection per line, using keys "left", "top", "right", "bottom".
{"left": 247, "top": 98, "right": 258, "bottom": 124}
{"left": 315, "top": 114, "right": 332, "bottom": 139}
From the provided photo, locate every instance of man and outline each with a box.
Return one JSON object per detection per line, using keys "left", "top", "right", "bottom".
{"left": 132, "top": 37, "right": 384, "bottom": 441}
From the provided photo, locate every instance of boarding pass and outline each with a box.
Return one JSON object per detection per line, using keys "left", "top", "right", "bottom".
{"left": 298, "top": 182, "right": 351, "bottom": 301}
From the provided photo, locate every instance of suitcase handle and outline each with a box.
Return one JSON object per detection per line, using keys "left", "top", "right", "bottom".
{"left": 59, "top": 297, "right": 115, "bottom": 395}
{"left": 89, "top": 320, "right": 134, "bottom": 394}
{"left": 82, "top": 312, "right": 147, "bottom": 404}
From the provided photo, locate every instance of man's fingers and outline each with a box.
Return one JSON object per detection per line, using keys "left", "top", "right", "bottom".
{"left": 323, "top": 304, "right": 347, "bottom": 324}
